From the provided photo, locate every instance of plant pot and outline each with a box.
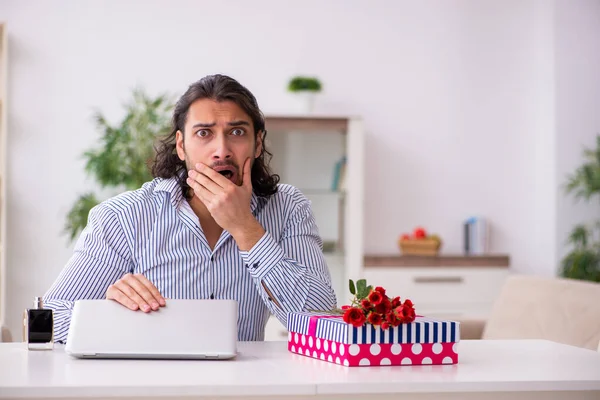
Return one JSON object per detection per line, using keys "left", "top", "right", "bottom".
{"left": 290, "top": 91, "right": 317, "bottom": 114}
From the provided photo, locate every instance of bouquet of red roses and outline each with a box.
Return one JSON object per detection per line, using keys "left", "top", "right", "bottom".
{"left": 339, "top": 279, "right": 416, "bottom": 329}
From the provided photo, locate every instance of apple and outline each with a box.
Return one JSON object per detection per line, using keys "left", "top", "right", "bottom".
{"left": 413, "top": 227, "right": 427, "bottom": 239}
{"left": 400, "top": 234, "right": 411, "bottom": 241}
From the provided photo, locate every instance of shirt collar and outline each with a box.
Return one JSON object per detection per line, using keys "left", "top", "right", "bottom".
{"left": 154, "top": 176, "right": 184, "bottom": 209}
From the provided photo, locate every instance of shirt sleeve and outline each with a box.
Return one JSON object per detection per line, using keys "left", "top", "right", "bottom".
{"left": 239, "top": 196, "right": 337, "bottom": 326}
{"left": 43, "top": 205, "right": 132, "bottom": 343}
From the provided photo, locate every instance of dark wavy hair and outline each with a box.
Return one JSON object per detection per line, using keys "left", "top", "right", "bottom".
{"left": 151, "top": 74, "right": 279, "bottom": 199}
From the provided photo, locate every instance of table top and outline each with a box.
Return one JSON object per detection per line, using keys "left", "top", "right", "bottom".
{"left": 1, "top": 340, "right": 599, "bottom": 398}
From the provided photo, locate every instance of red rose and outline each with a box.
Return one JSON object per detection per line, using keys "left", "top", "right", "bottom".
{"left": 368, "top": 290, "right": 383, "bottom": 306}
{"left": 403, "top": 299, "right": 413, "bottom": 308}
{"left": 374, "top": 286, "right": 386, "bottom": 296}
{"left": 381, "top": 321, "right": 390, "bottom": 330}
{"left": 343, "top": 307, "right": 366, "bottom": 327}
{"left": 394, "top": 305, "right": 404, "bottom": 321}
{"left": 367, "top": 312, "right": 383, "bottom": 325}
{"left": 375, "top": 297, "right": 392, "bottom": 314}
{"left": 360, "top": 299, "right": 372, "bottom": 309}
{"left": 391, "top": 296, "right": 401, "bottom": 308}
{"left": 402, "top": 303, "right": 416, "bottom": 323}
{"left": 386, "top": 311, "right": 397, "bottom": 323}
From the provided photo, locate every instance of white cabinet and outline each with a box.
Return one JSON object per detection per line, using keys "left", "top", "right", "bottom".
{"left": 261, "top": 116, "right": 365, "bottom": 341}
{"left": 362, "top": 256, "right": 511, "bottom": 320}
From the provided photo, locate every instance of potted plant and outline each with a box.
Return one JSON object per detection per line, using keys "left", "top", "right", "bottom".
{"left": 560, "top": 134, "right": 600, "bottom": 282}
{"left": 64, "top": 88, "right": 174, "bottom": 242}
{"left": 287, "top": 76, "right": 322, "bottom": 113}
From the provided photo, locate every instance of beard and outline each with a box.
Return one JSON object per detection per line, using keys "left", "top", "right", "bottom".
{"left": 184, "top": 156, "right": 242, "bottom": 186}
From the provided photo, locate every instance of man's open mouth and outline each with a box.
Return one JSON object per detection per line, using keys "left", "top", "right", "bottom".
{"left": 218, "top": 170, "right": 234, "bottom": 179}
{"left": 214, "top": 166, "right": 236, "bottom": 181}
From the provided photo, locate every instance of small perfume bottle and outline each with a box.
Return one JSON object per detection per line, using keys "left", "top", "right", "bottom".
{"left": 25, "top": 297, "right": 54, "bottom": 350}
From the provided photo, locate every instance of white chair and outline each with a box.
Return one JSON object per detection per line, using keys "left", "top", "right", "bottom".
{"left": 458, "top": 275, "right": 600, "bottom": 351}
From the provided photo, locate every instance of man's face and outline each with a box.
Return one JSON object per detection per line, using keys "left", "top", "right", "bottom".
{"left": 176, "top": 99, "right": 263, "bottom": 186}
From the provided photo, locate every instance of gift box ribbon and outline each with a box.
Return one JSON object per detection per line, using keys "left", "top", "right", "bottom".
{"left": 308, "top": 315, "right": 342, "bottom": 336}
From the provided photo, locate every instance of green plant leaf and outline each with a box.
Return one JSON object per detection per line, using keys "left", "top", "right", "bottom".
{"left": 64, "top": 192, "right": 100, "bottom": 241}
{"left": 564, "top": 134, "right": 600, "bottom": 201}
{"left": 567, "top": 225, "right": 589, "bottom": 248}
{"left": 356, "top": 279, "right": 367, "bottom": 299}
{"left": 560, "top": 248, "right": 600, "bottom": 282}
{"left": 65, "top": 87, "right": 175, "bottom": 243}
{"left": 349, "top": 279, "right": 356, "bottom": 295}
{"left": 287, "top": 76, "right": 322, "bottom": 92}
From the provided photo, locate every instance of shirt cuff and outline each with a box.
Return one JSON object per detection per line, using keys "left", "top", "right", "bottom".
{"left": 239, "top": 231, "right": 285, "bottom": 280}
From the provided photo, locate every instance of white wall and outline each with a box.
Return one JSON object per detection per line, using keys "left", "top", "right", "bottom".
{"left": 1, "top": 0, "right": 599, "bottom": 338}
{"left": 554, "top": 0, "right": 600, "bottom": 265}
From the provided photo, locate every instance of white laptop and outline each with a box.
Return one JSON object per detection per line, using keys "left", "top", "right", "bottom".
{"left": 65, "top": 299, "right": 238, "bottom": 360}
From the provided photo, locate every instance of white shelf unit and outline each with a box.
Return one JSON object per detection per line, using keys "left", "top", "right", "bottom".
{"left": 362, "top": 255, "right": 511, "bottom": 320}
{"left": 262, "top": 115, "right": 364, "bottom": 341}
{"left": 0, "top": 23, "right": 8, "bottom": 335}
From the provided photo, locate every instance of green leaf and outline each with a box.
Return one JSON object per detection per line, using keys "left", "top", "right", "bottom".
{"left": 567, "top": 225, "right": 589, "bottom": 248}
{"left": 64, "top": 87, "right": 175, "bottom": 243}
{"left": 355, "top": 279, "right": 373, "bottom": 299}
{"left": 560, "top": 248, "right": 600, "bottom": 282}
{"left": 287, "top": 76, "right": 322, "bottom": 92}
{"left": 564, "top": 134, "right": 600, "bottom": 202}
{"left": 64, "top": 192, "right": 100, "bottom": 241}
{"left": 356, "top": 279, "right": 366, "bottom": 296}
{"left": 349, "top": 279, "right": 356, "bottom": 295}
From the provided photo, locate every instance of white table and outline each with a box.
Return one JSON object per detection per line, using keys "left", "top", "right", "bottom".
{"left": 0, "top": 340, "right": 599, "bottom": 400}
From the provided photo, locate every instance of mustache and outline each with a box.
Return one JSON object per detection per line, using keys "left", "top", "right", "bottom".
{"left": 210, "top": 160, "right": 239, "bottom": 170}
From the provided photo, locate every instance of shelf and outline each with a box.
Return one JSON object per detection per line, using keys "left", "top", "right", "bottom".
{"left": 363, "top": 254, "right": 510, "bottom": 268}
{"left": 264, "top": 116, "right": 349, "bottom": 133}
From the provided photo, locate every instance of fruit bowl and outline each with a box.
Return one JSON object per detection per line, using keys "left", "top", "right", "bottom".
{"left": 398, "top": 238, "right": 441, "bottom": 256}
{"left": 398, "top": 227, "right": 442, "bottom": 256}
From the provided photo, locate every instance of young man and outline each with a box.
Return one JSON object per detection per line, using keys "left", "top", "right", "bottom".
{"left": 44, "top": 74, "right": 337, "bottom": 342}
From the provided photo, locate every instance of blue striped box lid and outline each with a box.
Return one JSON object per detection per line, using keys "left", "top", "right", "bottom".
{"left": 286, "top": 312, "right": 460, "bottom": 344}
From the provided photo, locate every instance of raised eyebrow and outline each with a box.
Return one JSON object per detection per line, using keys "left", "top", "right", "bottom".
{"left": 192, "top": 122, "right": 216, "bottom": 129}
{"left": 228, "top": 120, "right": 251, "bottom": 127}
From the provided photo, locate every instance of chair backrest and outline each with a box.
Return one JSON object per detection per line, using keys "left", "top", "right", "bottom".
{"left": 482, "top": 275, "right": 600, "bottom": 351}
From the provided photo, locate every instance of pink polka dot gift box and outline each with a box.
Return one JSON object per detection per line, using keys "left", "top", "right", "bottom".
{"left": 286, "top": 312, "right": 460, "bottom": 367}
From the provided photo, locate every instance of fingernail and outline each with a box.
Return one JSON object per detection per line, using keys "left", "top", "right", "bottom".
{"left": 159, "top": 298, "right": 166, "bottom": 306}
{"left": 152, "top": 302, "right": 159, "bottom": 309}
{"left": 142, "top": 304, "right": 150, "bottom": 312}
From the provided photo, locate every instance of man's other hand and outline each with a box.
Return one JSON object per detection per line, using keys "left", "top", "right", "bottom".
{"left": 106, "top": 273, "right": 166, "bottom": 312}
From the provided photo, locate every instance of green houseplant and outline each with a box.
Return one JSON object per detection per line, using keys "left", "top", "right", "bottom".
{"left": 287, "top": 76, "right": 322, "bottom": 114}
{"left": 287, "top": 76, "right": 322, "bottom": 93}
{"left": 560, "top": 134, "right": 600, "bottom": 282}
{"left": 64, "top": 88, "right": 174, "bottom": 242}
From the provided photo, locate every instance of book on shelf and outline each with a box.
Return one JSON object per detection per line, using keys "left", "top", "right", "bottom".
{"left": 331, "top": 156, "right": 346, "bottom": 192}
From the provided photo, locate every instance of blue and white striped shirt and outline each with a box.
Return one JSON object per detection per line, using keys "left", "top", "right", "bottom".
{"left": 44, "top": 177, "right": 337, "bottom": 342}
